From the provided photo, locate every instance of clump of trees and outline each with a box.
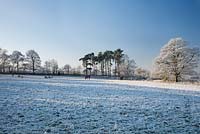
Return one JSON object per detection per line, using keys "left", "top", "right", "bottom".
{"left": 0, "top": 48, "right": 77, "bottom": 75}
{"left": 79, "top": 49, "right": 147, "bottom": 80}
{"left": 44, "top": 59, "right": 58, "bottom": 74}
{"left": 135, "top": 67, "right": 150, "bottom": 80}
{"left": 118, "top": 54, "right": 136, "bottom": 79}
{"left": 0, "top": 49, "right": 42, "bottom": 74}
{"left": 153, "top": 38, "right": 200, "bottom": 82}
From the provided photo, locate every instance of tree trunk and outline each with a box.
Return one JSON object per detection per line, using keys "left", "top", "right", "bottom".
{"left": 2, "top": 63, "right": 5, "bottom": 73}
{"left": 68, "top": 68, "right": 70, "bottom": 74}
{"left": 117, "top": 63, "right": 120, "bottom": 77}
{"left": 175, "top": 74, "right": 179, "bottom": 82}
{"left": 32, "top": 61, "right": 35, "bottom": 74}
{"left": 102, "top": 61, "right": 104, "bottom": 75}
{"left": 104, "top": 61, "right": 106, "bottom": 76}
{"left": 110, "top": 63, "right": 111, "bottom": 76}
{"left": 17, "top": 62, "right": 19, "bottom": 73}
{"left": 114, "top": 60, "right": 117, "bottom": 77}
{"left": 175, "top": 76, "right": 178, "bottom": 82}
{"left": 8, "top": 66, "right": 11, "bottom": 73}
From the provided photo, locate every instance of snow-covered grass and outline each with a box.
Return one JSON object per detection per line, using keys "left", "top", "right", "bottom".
{"left": 0, "top": 75, "right": 200, "bottom": 134}
{"left": 105, "top": 79, "right": 200, "bottom": 92}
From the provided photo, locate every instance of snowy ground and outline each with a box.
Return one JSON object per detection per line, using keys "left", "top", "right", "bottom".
{"left": 0, "top": 75, "right": 200, "bottom": 134}
{"left": 105, "top": 79, "right": 200, "bottom": 92}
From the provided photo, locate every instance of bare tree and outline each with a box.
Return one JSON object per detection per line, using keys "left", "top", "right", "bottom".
{"left": 63, "top": 64, "right": 71, "bottom": 74}
{"left": 0, "top": 49, "right": 10, "bottom": 73}
{"left": 44, "top": 59, "right": 58, "bottom": 74}
{"left": 44, "top": 60, "right": 51, "bottom": 74}
{"left": 50, "top": 59, "right": 58, "bottom": 74}
{"left": 21, "top": 62, "right": 29, "bottom": 73}
{"left": 76, "top": 65, "right": 82, "bottom": 75}
{"left": 135, "top": 67, "right": 150, "bottom": 80}
{"left": 119, "top": 54, "right": 136, "bottom": 79}
{"left": 26, "top": 50, "right": 41, "bottom": 74}
{"left": 154, "top": 38, "right": 200, "bottom": 82}
{"left": 10, "top": 50, "right": 24, "bottom": 73}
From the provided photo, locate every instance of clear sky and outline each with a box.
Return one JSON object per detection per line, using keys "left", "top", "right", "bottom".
{"left": 0, "top": 0, "right": 200, "bottom": 69}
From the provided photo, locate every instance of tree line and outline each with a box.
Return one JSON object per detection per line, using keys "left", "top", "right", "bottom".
{"left": 0, "top": 49, "right": 81, "bottom": 75}
{"left": 0, "top": 37, "right": 199, "bottom": 82}
{"left": 0, "top": 48, "right": 149, "bottom": 79}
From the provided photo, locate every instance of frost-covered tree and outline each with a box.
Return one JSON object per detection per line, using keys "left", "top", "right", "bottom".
{"left": 0, "top": 49, "right": 10, "bottom": 73}
{"left": 26, "top": 50, "right": 41, "bottom": 73}
{"left": 135, "top": 67, "right": 150, "bottom": 80}
{"left": 50, "top": 59, "right": 58, "bottom": 74}
{"left": 119, "top": 54, "right": 136, "bottom": 79}
{"left": 63, "top": 64, "right": 71, "bottom": 74}
{"left": 10, "top": 50, "right": 24, "bottom": 73}
{"left": 154, "top": 38, "right": 200, "bottom": 82}
{"left": 44, "top": 59, "right": 58, "bottom": 74}
{"left": 21, "top": 62, "right": 29, "bottom": 73}
{"left": 44, "top": 60, "right": 51, "bottom": 74}
{"left": 76, "top": 65, "right": 83, "bottom": 75}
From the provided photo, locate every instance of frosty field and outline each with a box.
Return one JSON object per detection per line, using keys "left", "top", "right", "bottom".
{"left": 0, "top": 75, "right": 200, "bottom": 134}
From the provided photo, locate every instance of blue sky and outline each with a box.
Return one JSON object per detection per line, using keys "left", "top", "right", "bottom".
{"left": 0, "top": 0, "right": 200, "bottom": 69}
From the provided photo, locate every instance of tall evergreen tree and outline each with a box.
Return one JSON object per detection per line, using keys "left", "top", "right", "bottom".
{"left": 103, "top": 50, "right": 114, "bottom": 76}
{"left": 114, "top": 49, "right": 124, "bottom": 76}
{"left": 97, "top": 52, "right": 105, "bottom": 75}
